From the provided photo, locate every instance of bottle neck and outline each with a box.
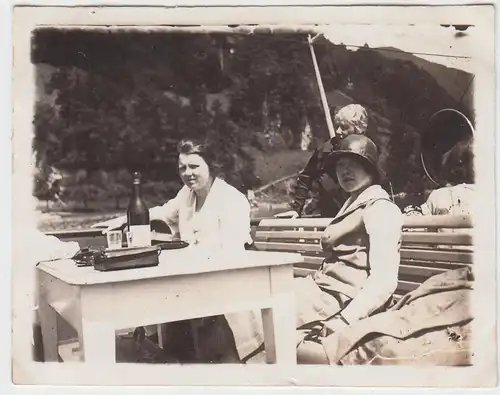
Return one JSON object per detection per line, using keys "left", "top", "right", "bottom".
{"left": 131, "top": 181, "right": 142, "bottom": 198}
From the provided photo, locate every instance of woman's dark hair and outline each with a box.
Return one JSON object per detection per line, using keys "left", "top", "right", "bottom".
{"left": 177, "top": 138, "right": 223, "bottom": 176}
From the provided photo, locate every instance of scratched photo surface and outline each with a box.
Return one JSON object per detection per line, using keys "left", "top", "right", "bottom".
{"left": 11, "top": 4, "right": 496, "bottom": 387}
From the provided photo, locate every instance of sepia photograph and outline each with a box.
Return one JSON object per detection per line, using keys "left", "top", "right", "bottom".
{"left": 10, "top": 3, "right": 497, "bottom": 388}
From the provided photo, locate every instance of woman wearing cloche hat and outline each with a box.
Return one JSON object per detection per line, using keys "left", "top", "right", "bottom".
{"left": 230, "top": 134, "right": 403, "bottom": 364}
{"left": 293, "top": 134, "right": 402, "bottom": 363}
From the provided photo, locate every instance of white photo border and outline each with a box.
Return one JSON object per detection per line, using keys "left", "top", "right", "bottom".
{"left": 9, "top": 2, "right": 498, "bottom": 388}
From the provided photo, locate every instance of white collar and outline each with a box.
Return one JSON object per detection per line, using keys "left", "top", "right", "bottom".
{"left": 335, "top": 184, "right": 389, "bottom": 218}
{"left": 188, "top": 177, "right": 226, "bottom": 211}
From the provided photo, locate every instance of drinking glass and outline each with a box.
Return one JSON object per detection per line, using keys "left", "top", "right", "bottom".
{"left": 125, "top": 231, "right": 133, "bottom": 248}
{"left": 106, "top": 230, "right": 123, "bottom": 250}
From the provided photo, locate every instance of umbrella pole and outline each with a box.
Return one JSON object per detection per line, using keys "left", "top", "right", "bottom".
{"left": 307, "top": 34, "right": 336, "bottom": 139}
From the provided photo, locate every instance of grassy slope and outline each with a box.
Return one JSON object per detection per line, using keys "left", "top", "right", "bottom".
{"left": 249, "top": 148, "right": 312, "bottom": 185}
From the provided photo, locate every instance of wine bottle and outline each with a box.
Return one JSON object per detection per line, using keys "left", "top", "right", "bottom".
{"left": 126, "top": 172, "right": 151, "bottom": 247}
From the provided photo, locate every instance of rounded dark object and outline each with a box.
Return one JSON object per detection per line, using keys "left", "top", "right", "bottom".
{"left": 420, "top": 108, "right": 474, "bottom": 186}
{"left": 327, "top": 134, "right": 384, "bottom": 182}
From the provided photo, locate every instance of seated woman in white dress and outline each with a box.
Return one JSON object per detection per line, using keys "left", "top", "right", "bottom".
{"left": 94, "top": 137, "right": 253, "bottom": 362}
{"left": 94, "top": 138, "right": 253, "bottom": 250}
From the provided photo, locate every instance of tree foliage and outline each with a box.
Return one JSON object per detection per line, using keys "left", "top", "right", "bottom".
{"left": 32, "top": 29, "right": 470, "bottom": 206}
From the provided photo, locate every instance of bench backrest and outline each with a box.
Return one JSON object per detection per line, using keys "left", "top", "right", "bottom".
{"left": 47, "top": 215, "right": 474, "bottom": 297}
{"left": 254, "top": 215, "right": 474, "bottom": 298}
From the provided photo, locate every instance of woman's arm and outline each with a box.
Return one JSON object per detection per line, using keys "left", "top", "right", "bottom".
{"left": 420, "top": 189, "right": 437, "bottom": 215}
{"left": 92, "top": 187, "right": 187, "bottom": 233}
{"left": 218, "top": 192, "right": 253, "bottom": 251}
{"left": 339, "top": 200, "right": 403, "bottom": 324}
{"left": 116, "top": 198, "right": 180, "bottom": 233}
{"left": 31, "top": 230, "right": 81, "bottom": 262}
{"left": 290, "top": 140, "right": 331, "bottom": 214}
{"left": 289, "top": 152, "right": 318, "bottom": 215}
{"left": 149, "top": 187, "right": 188, "bottom": 235}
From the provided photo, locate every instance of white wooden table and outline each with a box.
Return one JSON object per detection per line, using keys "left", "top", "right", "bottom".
{"left": 37, "top": 248, "right": 303, "bottom": 365}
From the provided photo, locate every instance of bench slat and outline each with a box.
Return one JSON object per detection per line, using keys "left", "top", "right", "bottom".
{"left": 255, "top": 230, "right": 323, "bottom": 240}
{"left": 256, "top": 243, "right": 474, "bottom": 264}
{"left": 257, "top": 214, "right": 473, "bottom": 229}
{"left": 400, "top": 259, "right": 469, "bottom": 271}
{"left": 254, "top": 241, "right": 323, "bottom": 253}
{"left": 395, "top": 280, "right": 421, "bottom": 295}
{"left": 400, "top": 248, "right": 474, "bottom": 264}
{"left": 402, "top": 214, "right": 472, "bottom": 229}
{"left": 401, "top": 232, "right": 473, "bottom": 246}
{"left": 398, "top": 264, "right": 448, "bottom": 279}
{"left": 256, "top": 231, "right": 473, "bottom": 247}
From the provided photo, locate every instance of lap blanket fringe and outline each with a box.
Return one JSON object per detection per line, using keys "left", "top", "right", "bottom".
{"left": 322, "top": 267, "right": 474, "bottom": 366}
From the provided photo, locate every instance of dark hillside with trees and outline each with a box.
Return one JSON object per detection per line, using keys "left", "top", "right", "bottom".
{"left": 32, "top": 29, "right": 472, "bottom": 214}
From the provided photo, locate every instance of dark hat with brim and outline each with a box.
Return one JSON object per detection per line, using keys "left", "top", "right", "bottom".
{"left": 327, "top": 134, "right": 385, "bottom": 183}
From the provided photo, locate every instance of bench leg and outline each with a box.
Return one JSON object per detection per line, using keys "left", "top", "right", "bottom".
{"left": 261, "top": 294, "right": 296, "bottom": 365}
{"left": 156, "top": 324, "right": 164, "bottom": 348}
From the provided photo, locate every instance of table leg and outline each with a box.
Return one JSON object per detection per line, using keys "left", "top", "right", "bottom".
{"left": 261, "top": 293, "right": 297, "bottom": 365}
{"left": 38, "top": 299, "right": 59, "bottom": 362}
{"left": 159, "top": 323, "right": 168, "bottom": 350}
{"left": 77, "top": 319, "right": 116, "bottom": 364}
{"left": 156, "top": 324, "right": 164, "bottom": 348}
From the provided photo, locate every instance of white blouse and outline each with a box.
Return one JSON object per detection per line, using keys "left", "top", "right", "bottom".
{"left": 421, "top": 183, "right": 475, "bottom": 216}
{"left": 150, "top": 177, "right": 253, "bottom": 252}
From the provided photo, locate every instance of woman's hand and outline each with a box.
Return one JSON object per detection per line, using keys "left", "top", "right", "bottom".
{"left": 91, "top": 215, "right": 127, "bottom": 234}
{"left": 320, "top": 224, "right": 340, "bottom": 251}
{"left": 274, "top": 210, "right": 299, "bottom": 219}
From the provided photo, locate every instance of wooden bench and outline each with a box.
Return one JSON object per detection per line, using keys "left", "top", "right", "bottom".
{"left": 253, "top": 214, "right": 474, "bottom": 299}
{"left": 47, "top": 215, "right": 474, "bottom": 300}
